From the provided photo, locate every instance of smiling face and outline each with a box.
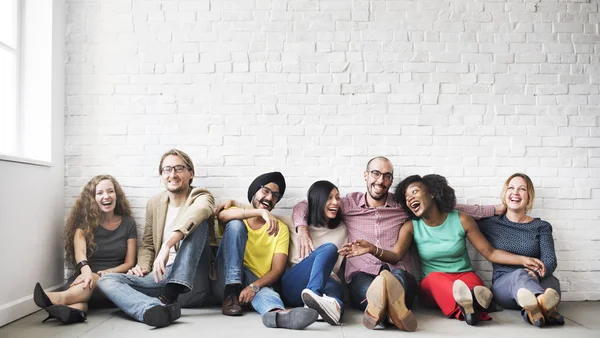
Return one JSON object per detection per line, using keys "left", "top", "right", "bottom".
{"left": 323, "top": 188, "right": 341, "bottom": 221}
{"left": 95, "top": 179, "right": 117, "bottom": 214}
{"left": 364, "top": 158, "right": 394, "bottom": 202}
{"left": 503, "top": 176, "right": 530, "bottom": 214}
{"left": 251, "top": 182, "right": 280, "bottom": 211}
{"left": 404, "top": 181, "right": 434, "bottom": 218}
{"left": 161, "top": 154, "right": 193, "bottom": 194}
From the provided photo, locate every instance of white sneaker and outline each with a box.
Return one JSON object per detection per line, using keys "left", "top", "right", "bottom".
{"left": 301, "top": 289, "right": 342, "bottom": 325}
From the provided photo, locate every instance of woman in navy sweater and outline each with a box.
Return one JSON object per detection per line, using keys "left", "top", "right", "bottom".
{"left": 478, "top": 173, "right": 563, "bottom": 327}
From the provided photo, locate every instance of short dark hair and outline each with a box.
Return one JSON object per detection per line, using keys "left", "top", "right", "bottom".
{"left": 307, "top": 180, "right": 342, "bottom": 229}
{"left": 394, "top": 174, "right": 456, "bottom": 219}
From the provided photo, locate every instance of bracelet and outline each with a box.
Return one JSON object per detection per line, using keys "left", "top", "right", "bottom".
{"left": 76, "top": 260, "right": 89, "bottom": 272}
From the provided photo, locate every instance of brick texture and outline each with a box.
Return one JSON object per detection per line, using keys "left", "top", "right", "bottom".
{"left": 65, "top": 0, "right": 600, "bottom": 301}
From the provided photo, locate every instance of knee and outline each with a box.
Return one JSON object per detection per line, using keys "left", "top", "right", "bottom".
{"left": 318, "top": 243, "right": 338, "bottom": 255}
{"left": 96, "top": 274, "right": 117, "bottom": 290}
{"left": 225, "top": 220, "right": 247, "bottom": 235}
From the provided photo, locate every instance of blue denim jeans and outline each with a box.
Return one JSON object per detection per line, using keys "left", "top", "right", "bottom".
{"left": 212, "top": 219, "right": 285, "bottom": 316}
{"left": 348, "top": 266, "right": 418, "bottom": 312}
{"left": 97, "top": 221, "right": 211, "bottom": 322}
{"left": 280, "top": 243, "right": 344, "bottom": 313}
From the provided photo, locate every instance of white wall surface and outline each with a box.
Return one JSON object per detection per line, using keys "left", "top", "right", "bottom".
{"left": 0, "top": 0, "right": 65, "bottom": 327}
{"left": 64, "top": 0, "right": 599, "bottom": 301}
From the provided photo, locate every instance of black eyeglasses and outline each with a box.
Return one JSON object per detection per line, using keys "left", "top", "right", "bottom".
{"left": 260, "top": 185, "right": 281, "bottom": 201}
{"left": 369, "top": 170, "right": 393, "bottom": 182}
{"left": 161, "top": 165, "right": 189, "bottom": 174}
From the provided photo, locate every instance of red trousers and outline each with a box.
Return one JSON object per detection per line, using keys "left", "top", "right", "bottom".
{"left": 419, "top": 271, "right": 491, "bottom": 321}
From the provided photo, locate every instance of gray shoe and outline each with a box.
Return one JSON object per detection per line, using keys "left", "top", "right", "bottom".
{"left": 262, "top": 308, "right": 318, "bottom": 330}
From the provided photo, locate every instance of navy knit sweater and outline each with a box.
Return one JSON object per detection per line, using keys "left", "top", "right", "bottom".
{"left": 477, "top": 214, "right": 558, "bottom": 282}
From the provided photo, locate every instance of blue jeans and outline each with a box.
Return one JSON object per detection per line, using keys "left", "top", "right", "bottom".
{"left": 97, "top": 221, "right": 211, "bottom": 322}
{"left": 280, "top": 243, "right": 344, "bottom": 312}
{"left": 348, "top": 266, "right": 418, "bottom": 312}
{"left": 492, "top": 269, "right": 562, "bottom": 310}
{"left": 212, "top": 219, "right": 285, "bottom": 316}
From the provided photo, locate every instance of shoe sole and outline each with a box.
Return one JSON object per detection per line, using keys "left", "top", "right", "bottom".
{"left": 540, "top": 288, "right": 560, "bottom": 319}
{"left": 473, "top": 285, "right": 492, "bottom": 310}
{"left": 143, "top": 305, "right": 171, "bottom": 328}
{"left": 262, "top": 308, "right": 318, "bottom": 330}
{"left": 363, "top": 274, "right": 386, "bottom": 329}
{"left": 301, "top": 290, "right": 340, "bottom": 326}
{"left": 380, "top": 270, "right": 417, "bottom": 332}
{"left": 517, "top": 288, "right": 545, "bottom": 328}
{"left": 453, "top": 279, "right": 477, "bottom": 325}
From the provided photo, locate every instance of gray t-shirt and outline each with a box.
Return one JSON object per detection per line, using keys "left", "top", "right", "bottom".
{"left": 88, "top": 215, "right": 137, "bottom": 273}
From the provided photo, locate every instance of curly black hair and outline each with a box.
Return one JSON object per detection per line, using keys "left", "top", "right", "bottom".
{"left": 393, "top": 174, "right": 457, "bottom": 219}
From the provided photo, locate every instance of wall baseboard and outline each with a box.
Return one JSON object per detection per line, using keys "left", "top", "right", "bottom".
{"left": 0, "top": 284, "right": 63, "bottom": 328}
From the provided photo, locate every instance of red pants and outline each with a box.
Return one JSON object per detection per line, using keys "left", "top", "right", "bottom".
{"left": 419, "top": 271, "right": 491, "bottom": 321}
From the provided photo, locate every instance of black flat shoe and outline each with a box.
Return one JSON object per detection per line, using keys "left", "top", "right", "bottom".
{"left": 33, "top": 283, "right": 53, "bottom": 309}
{"left": 43, "top": 305, "right": 87, "bottom": 324}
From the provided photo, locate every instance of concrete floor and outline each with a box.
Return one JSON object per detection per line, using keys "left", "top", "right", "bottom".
{"left": 1, "top": 302, "right": 598, "bottom": 338}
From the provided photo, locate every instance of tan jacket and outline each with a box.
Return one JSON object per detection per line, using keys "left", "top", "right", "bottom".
{"left": 137, "top": 187, "right": 215, "bottom": 272}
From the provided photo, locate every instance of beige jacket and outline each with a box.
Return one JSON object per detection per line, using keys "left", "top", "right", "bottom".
{"left": 137, "top": 187, "right": 215, "bottom": 272}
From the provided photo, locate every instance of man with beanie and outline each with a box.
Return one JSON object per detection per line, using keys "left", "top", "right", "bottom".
{"left": 213, "top": 172, "right": 318, "bottom": 330}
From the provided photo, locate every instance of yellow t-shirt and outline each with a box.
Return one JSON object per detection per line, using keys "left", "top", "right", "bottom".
{"left": 243, "top": 218, "right": 290, "bottom": 278}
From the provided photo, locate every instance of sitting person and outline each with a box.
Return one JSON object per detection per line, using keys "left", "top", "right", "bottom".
{"left": 478, "top": 173, "right": 563, "bottom": 327}
{"left": 296, "top": 157, "right": 498, "bottom": 331}
{"left": 33, "top": 175, "right": 137, "bottom": 324}
{"left": 97, "top": 149, "right": 215, "bottom": 328}
{"left": 341, "top": 174, "right": 545, "bottom": 326}
{"left": 214, "top": 171, "right": 318, "bottom": 330}
{"left": 280, "top": 180, "right": 347, "bottom": 325}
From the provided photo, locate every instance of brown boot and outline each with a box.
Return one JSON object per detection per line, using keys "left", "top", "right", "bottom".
{"left": 362, "top": 274, "right": 387, "bottom": 329}
{"left": 517, "top": 288, "right": 545, "bottom": 327}
{"left": 380, "top": 270, "right": 417, "bottom": 332}
{"left": 222, "top": 294, "right": 243, "bottom": 316}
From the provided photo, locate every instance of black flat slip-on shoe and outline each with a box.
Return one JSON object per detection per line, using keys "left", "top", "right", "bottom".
{"left": 142, "top": 304, "right": 176, "bottom": 328}
{"left": 452, "top": 280, "right": 479, "bottom": 326}
{"left": 34, "top": 283, "right": 53, "bottom": 309}
{"left": 43, "top": 305, "right": 87, "bottom": 324}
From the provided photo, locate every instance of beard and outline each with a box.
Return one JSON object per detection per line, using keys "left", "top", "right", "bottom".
{"left": 367, "top": 183, "right": 388, "bottom": 201}
{"left": 252, "top": 196, "right": 274, "bottom": 211}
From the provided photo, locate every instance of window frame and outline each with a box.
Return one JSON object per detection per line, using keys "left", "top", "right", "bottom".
{"left": 0, "top": 0, "right": 22, "bottom": 159}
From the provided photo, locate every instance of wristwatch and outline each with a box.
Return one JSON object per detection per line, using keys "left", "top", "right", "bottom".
{"left": 249, "top": 283, "right": 260, "bottom": 293}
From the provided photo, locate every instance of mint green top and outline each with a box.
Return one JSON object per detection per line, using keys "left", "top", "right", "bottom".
{"left": 412, "top": 210, "right": 473, "bottom": 278}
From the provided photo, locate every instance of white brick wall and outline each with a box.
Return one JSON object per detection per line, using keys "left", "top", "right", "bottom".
{"left": 65, "top": 0, "right": 600, "bottom": 301}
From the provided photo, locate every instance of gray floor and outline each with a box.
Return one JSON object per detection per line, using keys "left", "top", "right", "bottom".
{"left": 1, "top": 302, "right": 598, "bottom": 338}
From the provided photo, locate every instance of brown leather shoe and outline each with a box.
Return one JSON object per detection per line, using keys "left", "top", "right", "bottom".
{"left": 222, "top": 294, "right": 243, "bottom": 316}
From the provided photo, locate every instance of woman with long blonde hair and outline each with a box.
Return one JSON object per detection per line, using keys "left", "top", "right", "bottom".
{"left": 33, "top": 175, "right": 137, "bottom": 324}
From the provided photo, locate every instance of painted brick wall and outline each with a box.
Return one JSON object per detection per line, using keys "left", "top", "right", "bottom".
{"left": 64, "top": 0, "right": 600, "bottom": 301}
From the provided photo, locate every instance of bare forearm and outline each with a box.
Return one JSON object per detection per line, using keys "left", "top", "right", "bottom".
{"left": 163, "top": 231, "right": 184, "bottom": 249}
{"left": 253, "top": 270, "right": 284, "bottom": 288}
{"left": 488, "top": 249, "right": 526, "bottom": 266}
{"left": 218, "top": 208, "right": 262, "bottom": 223}
{"left": 104, "top": 262, "right": 136, "bottom": 274}
{"left": 370, "top": 245, "right": 403, "bottom": 264}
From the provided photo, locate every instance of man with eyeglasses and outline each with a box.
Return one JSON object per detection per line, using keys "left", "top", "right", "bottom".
{"left": 98, "top": 149, "right": 215, "bottom": 328}
{"left": 213, "top": 171, "right": 319, "bottom": 330}
{"left": 293, "top": 156, "right": 498, "bottom": 331}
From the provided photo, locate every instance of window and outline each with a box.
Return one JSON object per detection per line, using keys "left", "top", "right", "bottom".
{"left": 0, "top": 0, "right": 53, "bottom": 164}
{"left": 0, "top": 0, "right": 20, "bottom": 157}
